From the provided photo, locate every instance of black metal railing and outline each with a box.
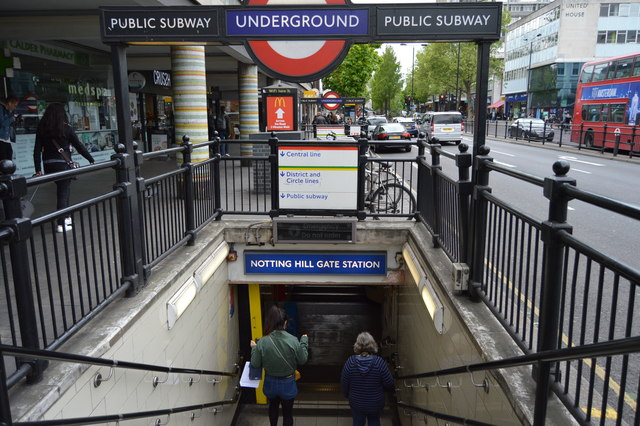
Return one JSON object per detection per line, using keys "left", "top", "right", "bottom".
{"left": 465, "top": 119, "right": 640, "bottom": 157}
{"left": 0, "top": 343, "right": 240, "bottom": 426}
{"left": 467, "top": 146, "right": 640, "bottom": 425}
{"left": 416, "top": 138, "right": 472, "bottom": 262}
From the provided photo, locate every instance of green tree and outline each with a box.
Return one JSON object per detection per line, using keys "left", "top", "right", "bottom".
{"left": 322, "top": 44, "right": 381, "bottom": 97}
{"left": 370, "top": 46, "right": 403, "bottom": 117}
{"left": 413, "top": 7, "right": 510, "bottom": 118}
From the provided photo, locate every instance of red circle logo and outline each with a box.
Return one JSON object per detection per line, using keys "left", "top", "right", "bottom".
{"left": 245, "top": 0, "right": 350, "bottom": 82}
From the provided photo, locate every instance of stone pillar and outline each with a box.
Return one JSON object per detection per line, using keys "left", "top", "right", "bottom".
{"left": 171, "top": 46, "right": 209, "bottom": 165}
{"left": 238, "top": 63, "right": 260, "bottom": 161}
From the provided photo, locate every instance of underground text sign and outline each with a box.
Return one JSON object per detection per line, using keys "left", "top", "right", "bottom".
{"left": 245, "top": 252, "right": 387, "bottom": 275}
{"left": 278, "top": 145, "right": 358, "bottom": 210}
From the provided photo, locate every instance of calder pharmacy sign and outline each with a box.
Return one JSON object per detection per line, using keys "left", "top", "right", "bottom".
{"left": 100, "top": 2, "right": 501, "bottom": 82}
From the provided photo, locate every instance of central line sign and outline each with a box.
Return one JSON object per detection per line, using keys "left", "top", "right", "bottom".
{"left": 278, "top": 145, "right": 358, "bottom": 210}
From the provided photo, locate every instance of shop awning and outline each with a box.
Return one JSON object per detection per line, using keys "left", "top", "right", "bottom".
{"left": 488, "top": 100, "right": 505, "bottom": 109}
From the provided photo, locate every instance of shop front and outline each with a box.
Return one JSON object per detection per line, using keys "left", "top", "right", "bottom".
{"left": 505, "top": 92, "right": 527, "bottom": 119}
{"left": 127, "top": 70, "right": 174, "bottom": 153}
{"left": 2, "top": 40, "right": 118, "bottom": 177}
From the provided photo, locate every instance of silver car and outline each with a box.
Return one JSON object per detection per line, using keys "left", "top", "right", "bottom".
{"left": 508, "top": 118, "right": 555, "bottom": 141}
{"left": 422, "top": 111, "right": 464, "bottom": 145}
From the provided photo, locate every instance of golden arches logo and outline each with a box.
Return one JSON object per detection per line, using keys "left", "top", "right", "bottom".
{"left": 273, "top": 97, "right": 287, "bottom": 108}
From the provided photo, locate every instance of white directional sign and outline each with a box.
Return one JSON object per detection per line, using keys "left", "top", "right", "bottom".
{"left": 278, "top": 145, "right": 358, "bottom": 210}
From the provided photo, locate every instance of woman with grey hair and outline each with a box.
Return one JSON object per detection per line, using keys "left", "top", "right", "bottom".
{"left": 340, "top": 332, "right": 394, "bottom": 425}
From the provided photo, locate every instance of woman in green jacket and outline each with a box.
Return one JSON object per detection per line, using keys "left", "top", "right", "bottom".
{"left": 250, "top": 305, "right": 308, "bottom": 426}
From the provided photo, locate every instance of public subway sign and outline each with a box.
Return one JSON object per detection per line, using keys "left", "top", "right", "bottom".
{"left": 100, "top": 4, "right": 501, "bottom": 42}
{"left": 244, "top": 252, "right": 387, "bottom": 275}
{"left": 100, "top": 3, "right": 501, "bottom": 81}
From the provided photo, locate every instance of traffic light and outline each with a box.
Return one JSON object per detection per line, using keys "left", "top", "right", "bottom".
{"left": 439, "top": 94, "right": 445, "bottom": 101}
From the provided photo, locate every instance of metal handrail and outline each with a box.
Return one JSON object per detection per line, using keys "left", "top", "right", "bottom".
{"left": 2, "top": 343, "right": 241, "bottom": 426}
{"left": 397, "top": 401, "right": 494, "bottom": 426}
{"left": 396, "top": 336, "right": 640, "bottom": 381}
{"left": 483, "top": 159, "right": 545, "bottom": 186}
{"left": 562, "top": 182, "right": 640, "bottom": 220}
{"left": 1, "top": 344, "right": 239, "bottom": 378}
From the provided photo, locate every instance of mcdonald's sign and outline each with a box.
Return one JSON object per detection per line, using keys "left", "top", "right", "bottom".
{"left": 266, "top": 95, "right": 294, "bottom": 131}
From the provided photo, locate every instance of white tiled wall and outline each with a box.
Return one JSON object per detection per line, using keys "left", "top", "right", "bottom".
{"left": 38, "top": 257, "right": 240, "bottom": 425}
{"left": 391, "top": 281, "right": 521, "bottom": 425}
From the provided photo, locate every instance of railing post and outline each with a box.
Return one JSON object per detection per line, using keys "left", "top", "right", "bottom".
{"left": 0, "top": 161, "right": 47, "bottom": 383}
{"left": 601, "top": 123, "right": 607, "bottom": 154}
{"left": 630, "top": 126, "right": 637, "bottom": 159}
{"left": 356, "top": 133, "right": 369, "bottom": 221}
{"left": 181, "top": 135, "right": 196, "bottom": 244}
{"left": 111, "top": 144, "right": 145, "bottom": 296}
{"left": 268, "top": 132, "right": 280, "bottom": 218}
{"left": 455, "top": 143, "right": 473, "bottom": 264}
{"left": 0, "top": 343, "right": 13, "bottom": 425}
{"left": 467, "top": 146, "right": 493, "bottom": 302}
{"left": 613, "top": 130, "right": 620, "bottom": 157}
{"left": 428, "top": 141, "right": 442, "bottom": 247}
{"left": 212, "top": 133, "right": 222, "bottom": 220}
{"left": 533, "top": 160, "right": 575, "bottom": 425}
{"left": 558, "top": 122, "right": 564, "bottom": 147}
{"left": 578, "top": 123, "right": 584, "bottom": 150}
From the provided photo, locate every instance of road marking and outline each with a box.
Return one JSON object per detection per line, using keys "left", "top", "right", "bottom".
{"left": 494, "top": 160, "right": 516, "bottom": 168}
{"left": 490, "top": 150, "right": 515, "bottom": 157}
{"left": 570, "top": 168, "right": 592, "bottom": 174}
{"left": 558, "top": 155, "right": 605, "bottom": 167}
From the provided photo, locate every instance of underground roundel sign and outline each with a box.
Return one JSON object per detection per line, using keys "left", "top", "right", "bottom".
{"left": 244, "top": 0, "right": 351, "bottom": 82}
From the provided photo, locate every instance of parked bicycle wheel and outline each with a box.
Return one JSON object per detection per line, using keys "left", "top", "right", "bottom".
{"left": 369, "top": 183, "right": 416, "bottom": 215}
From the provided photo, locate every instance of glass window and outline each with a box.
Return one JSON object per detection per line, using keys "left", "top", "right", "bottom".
{"left": 619, "top": 4, "right": 630, "bottom": 17}
{"left": 609, "top": 3, "right": 619, "bottom": 16}
{"left": 586, "top": 104, "right": 602, "bottom": 122}
{"left": 592, "top": 63, "right": 609, "bottom": 82}
{"left": 557, "top": 63, "right": 565, "bottom": 76}
{"left": 617, "top": 31, "right": 627, "bottom": 43}
{"left": 627, "top": 31, "right": 637, "bottom": 43}
{"left": 607, "top": 31, "right": 617, "bottom": 44}
{"left": 609, "top": 103, "right": 626, "bottom": 123}
{"left": 581, "top": 65, "right": 594, "bottom": 83}
{"left": 597, "top": 31, "right": 607, "bottom": 44}
{"left": 600, "top": 4, "right": 609, "bottom": 17}
{"left": 631, "top": 3, "right": 640, "bottom": 17}
{"left": 573, "top": 63, "right": 582, "bottom": 76}
{"left": 615, "top": 58, "right": 633, "bottom": 78}
{"left": 634, "top": 56, "right": 640, "bottom": 76}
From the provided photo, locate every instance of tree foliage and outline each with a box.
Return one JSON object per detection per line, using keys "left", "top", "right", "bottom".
{"left": 370, "top": 46, "right": 404, "bottom": 116}
{"left": 322, "top": 44, "right": 382, "bottom": 97}
{"left": 413, "top": 6, "right": 511, "bottom": 118}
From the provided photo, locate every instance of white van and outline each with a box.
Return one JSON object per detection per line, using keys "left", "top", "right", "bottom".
{"left": 422, "top": 111, "right": 464, "bottom": 145}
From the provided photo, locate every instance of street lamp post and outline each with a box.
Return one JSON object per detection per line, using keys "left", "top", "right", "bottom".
{"left": 455, "top": 42, "right": 461, "bottom": 112}
{"left": 524, "top": 33, "right": 542, "bottom": 117}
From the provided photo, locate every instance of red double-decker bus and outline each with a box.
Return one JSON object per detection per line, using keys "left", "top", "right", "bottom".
{"left": 572, "top": 52, "right": 640, "bottom": 153}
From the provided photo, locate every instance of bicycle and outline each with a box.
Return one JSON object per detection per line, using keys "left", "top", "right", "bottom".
{"left": 363, "top": 148, "right": 416, "bottom": 216}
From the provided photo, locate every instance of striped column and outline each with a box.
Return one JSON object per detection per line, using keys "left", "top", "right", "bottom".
{"left": 171, "top": 46, "right": 209, "bottom": 166}
{"left": 239, "top": 63, "right": 260, "bottom": 158}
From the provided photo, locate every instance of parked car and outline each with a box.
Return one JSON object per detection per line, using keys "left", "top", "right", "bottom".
{"left": 370, "top": 123, "right": 412, "bottom": 152}
{"left": 392, "top": 117, "right": 419, "bottom": 137}
{"left": 422, "top": 111, "right": 464, "bottom": 145}
{"left": 366, "top": 116, "right": 388, "bottom": 139}
{"left": 508, "top": 118, "right": 555, "bottom": 141}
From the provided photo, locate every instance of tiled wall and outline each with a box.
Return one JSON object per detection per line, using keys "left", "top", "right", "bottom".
{"left": 390, "top": 277, "right": 521, "bottom": 425}
{"left": 38, "top": 253, "right": 240, "bottom": 425}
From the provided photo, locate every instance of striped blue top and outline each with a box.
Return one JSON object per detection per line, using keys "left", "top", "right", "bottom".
{"left": 340, "top": 354, "right": 394, "bottom": 414}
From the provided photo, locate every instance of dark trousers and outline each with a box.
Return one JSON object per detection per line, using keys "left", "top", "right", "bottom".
{"left": 0, "top": 142, "right": 13, "bottom": 161}
{"left": 268, "top": 397, "right": 294, "bottom": 426}
{"left": 43, "top": 162, "right": 72, "bottom": 225}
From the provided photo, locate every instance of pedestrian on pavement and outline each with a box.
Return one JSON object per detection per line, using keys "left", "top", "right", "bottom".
{"left": 215, "top": 105, "right": 230, "bottom": 155}
{"left": 0, "top": 95, "right": 20, "bottom": 162}
{"left": 33, "top": 103, "right": 95, "bottom": 233}
{"left": 250, "top": 305, "right": 309, "bottom": 426}
{"left": 312, "top": 112, "right": 328, "bottom": 125}
{"left": 341, "top": 331, "right": 394, "bottom": 426}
